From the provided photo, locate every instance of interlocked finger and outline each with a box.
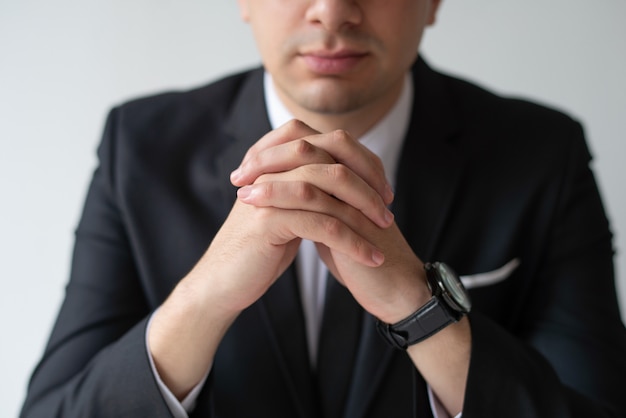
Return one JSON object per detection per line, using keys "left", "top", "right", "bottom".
{"left": 232, "top": 120, "right": 394, "bottom": 207}
{"left": 238, "top": 163, "right": 394, "bottom": 229}
{"left": 232, "top": 138, "right": 335, "bottom": 186}
{"left": 259, "top": 207, "right": 385, "bottom": 268}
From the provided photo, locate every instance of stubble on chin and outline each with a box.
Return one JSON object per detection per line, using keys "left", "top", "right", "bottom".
{"left": 292, "top": 80, "right": 372, "bottom": 115}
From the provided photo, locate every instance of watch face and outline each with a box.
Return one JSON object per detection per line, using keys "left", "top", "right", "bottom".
{"left": 434, "top": 263, "right": 472, "bottom": 313}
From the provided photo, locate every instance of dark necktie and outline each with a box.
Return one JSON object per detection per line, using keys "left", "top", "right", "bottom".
{"left": 316, "top": 274, "right": 363, "bottom": 418}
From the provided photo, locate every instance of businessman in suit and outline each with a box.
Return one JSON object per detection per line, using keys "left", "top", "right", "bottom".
{"left": 21, "top": 0, "right": 626, "bottom": 417}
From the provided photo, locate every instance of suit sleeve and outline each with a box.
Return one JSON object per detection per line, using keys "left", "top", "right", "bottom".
{"left": 462, "top": 122, "right": 626, "bottom": 417}
{"left": 20, "top": 108, "right": 175, "bottom": 418}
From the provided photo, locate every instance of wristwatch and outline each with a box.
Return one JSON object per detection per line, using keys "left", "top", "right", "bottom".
{"left": 376, "top": 262, "right": 472, "bottom": 350}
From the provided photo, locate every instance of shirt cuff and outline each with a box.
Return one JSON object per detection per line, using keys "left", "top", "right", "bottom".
{"left": 428, "top": 385, "right": 462, "bottom": 418}
{"left": 145, "top": 310, "right": 210, "bottom": 418}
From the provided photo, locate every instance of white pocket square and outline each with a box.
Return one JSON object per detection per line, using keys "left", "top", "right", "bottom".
{"left": 460, "top": 258, "right": 521, "bottom": 289}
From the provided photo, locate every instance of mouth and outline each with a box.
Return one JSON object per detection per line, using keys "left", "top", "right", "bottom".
{"left": 298, "top": 49, "right": 369, "bottom": 75}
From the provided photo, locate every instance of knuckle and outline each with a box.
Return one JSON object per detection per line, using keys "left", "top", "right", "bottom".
{"left": 327, "top": 163, "right": 350, "bottom": 182}
{"left": 331, "top": 129, "right": 352, "bottom": 145}
{"left": 285, "top": 119, "right": 301, "bottom": 129}
{"left": 294, "top": 182, "right": 316, "bottom": 202}
{"left": 293, "top": 139, "right": 314, "bottom": 157}
{"left": 260, "top": 183, "right": 274, "bottom": 199}
{"left": 286, "top": 119, "right": 309, "bottom": 134}
{"left": 322, "top": 217, "right": 343, "bottom": 237}
{"left": 352, "top": 236, "right": 367, "bottom": 256}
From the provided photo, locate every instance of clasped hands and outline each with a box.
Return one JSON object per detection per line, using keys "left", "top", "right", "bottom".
{"left": 149, "top": 120, "right": 435, "bottom": 400}
{"left": 222, "top": 120, "right": 429, "bottom": 324}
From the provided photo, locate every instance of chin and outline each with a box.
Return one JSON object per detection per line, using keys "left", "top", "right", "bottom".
{"left": 296, "top": 84, "right": 370, "bottom": 115}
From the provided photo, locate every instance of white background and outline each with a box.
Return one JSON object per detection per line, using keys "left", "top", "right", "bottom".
{"left": 1, "top": 1, "right": 625, "bottom": 416}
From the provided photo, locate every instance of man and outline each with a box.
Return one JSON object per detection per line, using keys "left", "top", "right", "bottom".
{"left": 21, "top": 0, "right": 626, "bottom": 417}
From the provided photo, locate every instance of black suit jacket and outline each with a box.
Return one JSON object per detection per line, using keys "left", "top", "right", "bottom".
{"left": 21, "top": 59, "right": 626, "bottom": 417}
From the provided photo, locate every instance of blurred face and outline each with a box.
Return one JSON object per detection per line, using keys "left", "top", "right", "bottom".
{"left": 238, "top": 0, "right": 441, "bottom": 119}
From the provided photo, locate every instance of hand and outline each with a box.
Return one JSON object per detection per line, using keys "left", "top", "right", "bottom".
{"left": 231, "top": 119, "right": 394, "bottom": 208}
{"left": 148, "top": 119, "right": 392, "bottom": 399}
{"left": 234, "top": 120, "right": 429, "bottom": 323}
{"left": 197, "top": 120, "right": 396, "bottom": 314}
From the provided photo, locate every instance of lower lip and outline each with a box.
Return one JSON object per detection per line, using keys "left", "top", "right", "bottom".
{"left": 301, "top": 54, "right": 367, "bottom": 75}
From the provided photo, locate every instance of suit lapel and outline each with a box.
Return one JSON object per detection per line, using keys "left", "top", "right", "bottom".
{"left": 393, "top": 58, "right": 466, "bottom": 262}
{"left": 217, "top": 68, "right": 272, "bottom": 199}
{"left": 343, "top": 58, "right": 466, "bottom": 418}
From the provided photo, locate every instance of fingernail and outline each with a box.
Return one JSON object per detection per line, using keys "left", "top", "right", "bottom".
{"left": 384, "top": 208, "right": 394, "bottom": 225}
{"left": 384, "top": 183, "right": 394, "bottom": 204}
{"left": 372, "top": 250, "right": 384, "bottom": 265}
{"left": 230, "top": 167, "right": 242, "bottom": 183}
{"left": 237, "top": 186, "right": 252, "bottom": 199}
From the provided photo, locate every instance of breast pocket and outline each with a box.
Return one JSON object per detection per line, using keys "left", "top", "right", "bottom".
{"left": 460, "top": 258, "right": 521, "bottom": 290}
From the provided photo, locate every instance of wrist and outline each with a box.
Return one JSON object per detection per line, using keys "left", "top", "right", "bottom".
{"left": 147, "top": 275, "right": 241, "bottom": 399}
{"left": 376, "top": 262, "right": 472, "bottom": 350}
{"left": 375, "top": 271, "right": 431, "bottom": 324}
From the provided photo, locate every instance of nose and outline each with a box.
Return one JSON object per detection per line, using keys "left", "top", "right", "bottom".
{"left": 305, "top": 0, "right": 362, "bottom": 33}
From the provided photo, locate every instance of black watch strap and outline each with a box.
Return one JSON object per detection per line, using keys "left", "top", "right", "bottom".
{"left": 376, "top": 297, "right": 459, "bottom": 350}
